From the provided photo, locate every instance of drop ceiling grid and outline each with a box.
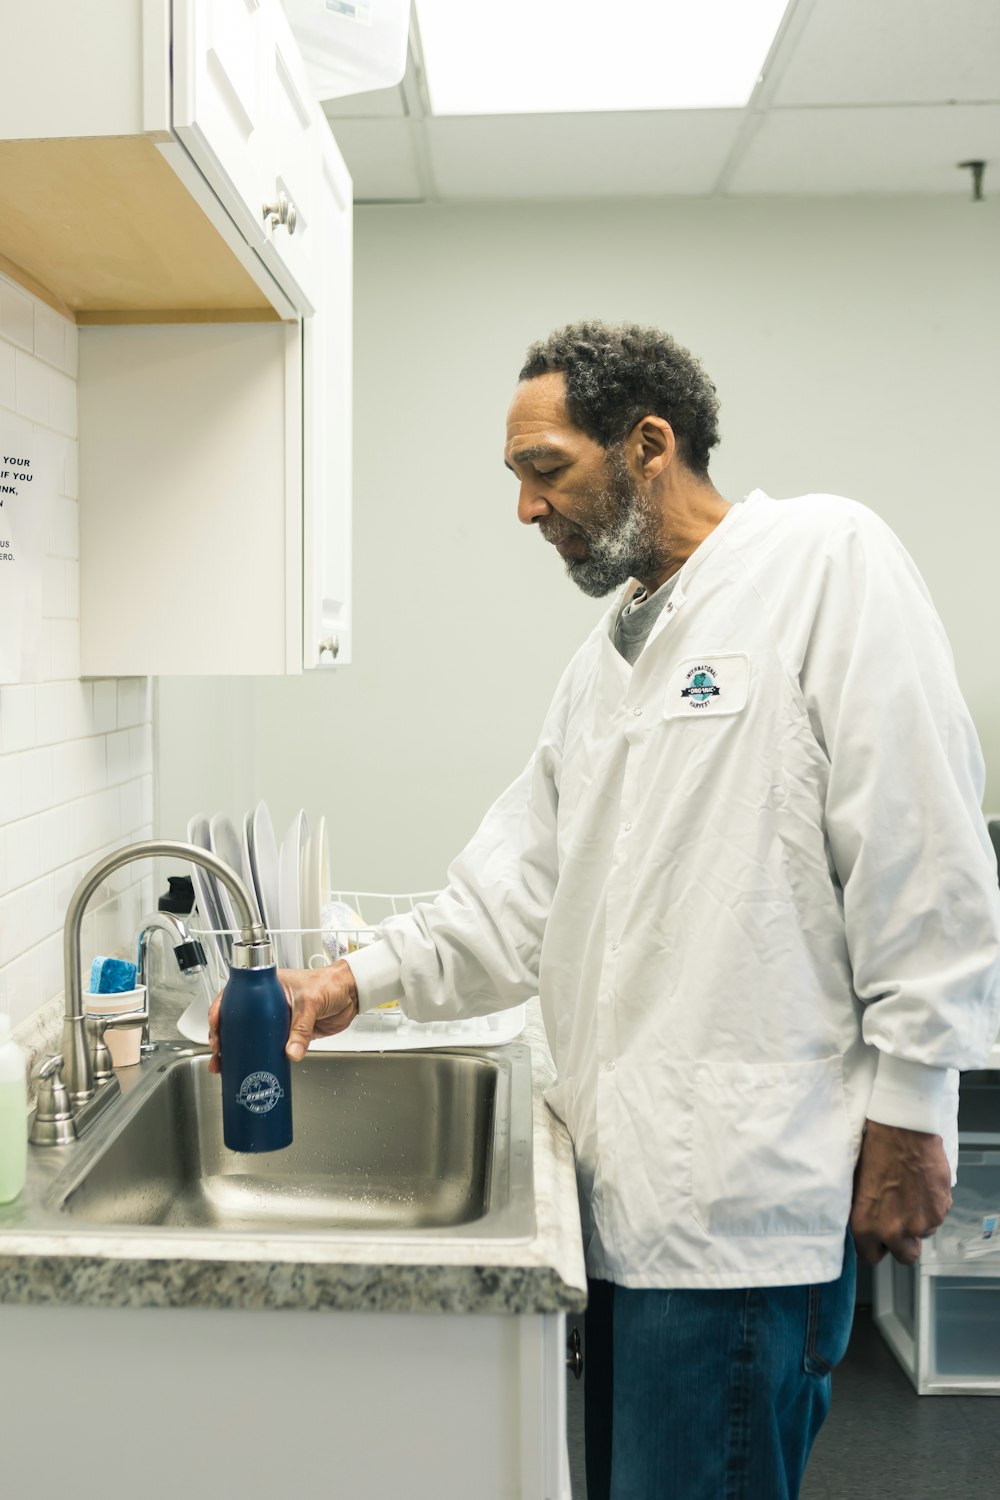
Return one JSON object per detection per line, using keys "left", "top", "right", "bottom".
{"left": 770, "top": 0, "right": 1000, "bottom": 107}
{"left": 726, "top": 103, "right": 1000, "bottom": 195}
{"left": 321, "top": 0, "right": 1000, "bottom": 201}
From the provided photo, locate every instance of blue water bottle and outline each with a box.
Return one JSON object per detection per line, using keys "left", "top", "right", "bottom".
{"left": 219, "top": 935, "right": 293, "bottom": 1154}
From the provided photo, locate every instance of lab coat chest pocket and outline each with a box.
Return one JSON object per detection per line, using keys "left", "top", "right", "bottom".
{"left": 690, "top": 1058, "right": 854, "bottom": 1238}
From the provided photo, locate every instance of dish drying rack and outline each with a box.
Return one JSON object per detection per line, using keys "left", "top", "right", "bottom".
{"left": 181, "top": 890, "right": 527, "bottom": 1052}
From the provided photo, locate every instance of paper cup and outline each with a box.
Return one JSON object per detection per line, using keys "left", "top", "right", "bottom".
{"left": 84, "top": 986, "right": 146, "bottom": 1067}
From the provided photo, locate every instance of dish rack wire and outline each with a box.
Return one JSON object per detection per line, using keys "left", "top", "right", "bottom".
{"left": 183, "top": 889, "right": 527, "bottom": 1049}
{"left": 190, "top": 890, "right": 442, "bottom": 981}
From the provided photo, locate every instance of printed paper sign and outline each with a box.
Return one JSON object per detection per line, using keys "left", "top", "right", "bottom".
{"left": 0, "top": 431, "right": 51, "bottom": 684}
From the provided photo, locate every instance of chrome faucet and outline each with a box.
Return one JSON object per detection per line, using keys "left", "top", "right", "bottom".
{"left": 136, "top": 909, "right": 216, "bottom": 1053}
{"left": 57, "top": 839, "right": 261, "bottom": 1114}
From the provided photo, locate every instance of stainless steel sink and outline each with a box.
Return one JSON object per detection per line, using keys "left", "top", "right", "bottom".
{"left": 48, "top": 1044, "right": 535, "bottom": 1241}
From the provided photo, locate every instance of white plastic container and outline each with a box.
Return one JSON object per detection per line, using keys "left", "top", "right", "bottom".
{"left": 84, "top": 987, "right": 147, "bottom": 1068}
{"left": 281, "top": 0, "right": 411, "bottom": 100}
{"left": 0, "top": 1014, "right": 27, "bottom": 1205}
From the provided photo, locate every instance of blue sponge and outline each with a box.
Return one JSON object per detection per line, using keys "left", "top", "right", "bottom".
{"left": 89, "top": 956, "right": 137, "bottom": 994}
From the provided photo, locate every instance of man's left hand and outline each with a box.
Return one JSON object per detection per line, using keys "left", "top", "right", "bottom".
{"left": 850, "top": 1120, "right": 953, "bottom": 1266}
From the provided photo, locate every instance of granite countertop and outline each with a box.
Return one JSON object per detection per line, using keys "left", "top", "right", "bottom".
{"left": 0, "top": 990, "right": 587, "bottom": 1317}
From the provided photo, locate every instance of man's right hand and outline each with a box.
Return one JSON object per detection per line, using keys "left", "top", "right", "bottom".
{"left": 208, "top": 958, "right": 360, "bottom": 1074}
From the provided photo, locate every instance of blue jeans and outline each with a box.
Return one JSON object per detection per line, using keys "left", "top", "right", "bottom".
{"left": 584, "top": 1236, "right": 857, "bottom": 1500}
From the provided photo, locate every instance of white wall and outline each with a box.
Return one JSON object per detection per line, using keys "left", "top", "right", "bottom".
{"left": 157, "top": 196, "right": 1000, "bottom": 897}
{"left": 0, "top": 276, "right": 154, "bottom": 1030}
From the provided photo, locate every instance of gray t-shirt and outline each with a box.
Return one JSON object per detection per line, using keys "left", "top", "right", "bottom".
{"left": 613, "top": 574, "right": 680, "bottom": 665}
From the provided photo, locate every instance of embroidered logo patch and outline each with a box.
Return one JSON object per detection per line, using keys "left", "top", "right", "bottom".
{"left": 664, "top": 654, "right": 750, "bottom": 720}
{"left": 681, "top": 665, "right": 720, "bottom": 707}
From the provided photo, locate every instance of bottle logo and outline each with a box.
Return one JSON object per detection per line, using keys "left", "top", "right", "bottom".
{"left": 236, "top": 1071, "right": 285, "bottom": 1115}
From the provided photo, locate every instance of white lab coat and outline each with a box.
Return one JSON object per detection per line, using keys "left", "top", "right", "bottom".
{"left": 348, "top": 492, "right": 1000, "bottom": 1288}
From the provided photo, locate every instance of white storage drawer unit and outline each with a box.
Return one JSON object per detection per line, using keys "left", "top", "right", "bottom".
{"left": 875, "top": 1143, "right": 1000, "bottom": 1394}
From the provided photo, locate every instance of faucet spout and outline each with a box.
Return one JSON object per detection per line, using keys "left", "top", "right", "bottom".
{"left": 63, "top": 839, "right": 261, "bottom": 1107}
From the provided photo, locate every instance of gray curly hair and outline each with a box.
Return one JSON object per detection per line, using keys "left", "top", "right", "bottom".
{"left": 518, "top": 321, "right": 720, "bottom": 478}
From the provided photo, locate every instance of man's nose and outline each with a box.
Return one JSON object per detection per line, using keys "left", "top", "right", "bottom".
{"left": 517, "top": 483, "right": 553, "bottom": 527}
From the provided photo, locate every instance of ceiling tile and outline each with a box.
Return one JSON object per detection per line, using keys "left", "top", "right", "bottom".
{"left": 326, "top": 119, "right": 425, "bottom": 200}
{"left": 425, "top": 111, "right": 745, "bottom": 199}
{"left": 728, "top": 104, "right": 1000, "bottom": 194}
{"left": 772, "top": 0, "right": 1000, "bottom": 106}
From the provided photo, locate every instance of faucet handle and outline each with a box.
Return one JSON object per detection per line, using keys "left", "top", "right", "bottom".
{"left": 29, "top": 1055, "right": 77, "bottom": 1146}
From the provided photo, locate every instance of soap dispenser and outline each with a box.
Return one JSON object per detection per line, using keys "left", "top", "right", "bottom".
{"left": 219, "top": 936, "right": 293, "bottom": 1154}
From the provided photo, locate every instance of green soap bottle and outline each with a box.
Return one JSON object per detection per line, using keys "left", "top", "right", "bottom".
{"left": 0, "top": 1014, "right": 27, "bottom": 1205}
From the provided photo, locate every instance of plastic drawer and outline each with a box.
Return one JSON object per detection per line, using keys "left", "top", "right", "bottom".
{"left": 934, "top": 1278, "right": 1000, "bottom": 1376}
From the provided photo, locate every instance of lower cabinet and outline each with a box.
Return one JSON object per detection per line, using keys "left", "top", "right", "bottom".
{"left": 0, "top": 1302, "right": 571, "bottom": 1499}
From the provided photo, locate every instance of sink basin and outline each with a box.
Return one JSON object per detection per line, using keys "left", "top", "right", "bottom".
{"left": 51, "top": 1045, "right": 535, "bottom": 1240}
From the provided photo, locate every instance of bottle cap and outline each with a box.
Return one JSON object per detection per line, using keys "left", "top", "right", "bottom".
{"left": 230, "top": 937, "right": 275, "bottom": 970}
{"left": 0, "top": 1014, "right": 10, "bottom": 1043}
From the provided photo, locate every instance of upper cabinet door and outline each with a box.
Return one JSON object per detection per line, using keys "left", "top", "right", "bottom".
{"left": 303, "top": 134, "right": 353, "bottom": 670}
{"left": 173, "top": 0, "right": 321, "bottom": 315}
{"left": 260, "top": 2, "right": 322, "bottom": 315}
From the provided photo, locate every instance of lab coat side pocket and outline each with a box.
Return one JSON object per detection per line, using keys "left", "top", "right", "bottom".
{"left": 690, "top": 1057, "right": 854, "bottom": 1238}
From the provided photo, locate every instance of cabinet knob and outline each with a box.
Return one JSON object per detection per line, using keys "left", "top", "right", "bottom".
{"left": 262, "top": 193, "right": 296, "bottom": 234}
{"left": 566, "top": 1326, "right": 583, "bottom": 1380}
{"left": 318, "top": 636, "right": 340, "bottom": 661}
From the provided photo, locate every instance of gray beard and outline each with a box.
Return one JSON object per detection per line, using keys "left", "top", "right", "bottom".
{"left": 541, "top": 453, "right": 668, "bottom": 599}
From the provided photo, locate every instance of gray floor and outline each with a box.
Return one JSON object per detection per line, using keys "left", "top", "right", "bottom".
{"left": 565, "top": 1308, "right": 1000, "bottom": 1498}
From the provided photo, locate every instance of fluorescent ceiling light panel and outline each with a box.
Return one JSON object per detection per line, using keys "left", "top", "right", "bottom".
{"left": 414, "top": 0, "right": 791, "bottom": 115}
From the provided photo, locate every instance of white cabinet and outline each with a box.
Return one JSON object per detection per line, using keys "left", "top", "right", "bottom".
{"left": 0, "top": 0, "right": 353, "bottom": 674}
{"left": 173, "top": 0, "right": 324, "bottom": 316}
{"left": 0, "top": 1305, "right": 573, "bottom": 1500}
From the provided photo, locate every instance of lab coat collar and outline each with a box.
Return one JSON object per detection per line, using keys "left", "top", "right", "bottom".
{"left": 600, "top": 494, "right": 752, "bottom": 651}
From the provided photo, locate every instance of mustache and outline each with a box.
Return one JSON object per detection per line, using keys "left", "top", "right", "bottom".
{"left": 538, "top": 515, "right": 588, "bottom": 545}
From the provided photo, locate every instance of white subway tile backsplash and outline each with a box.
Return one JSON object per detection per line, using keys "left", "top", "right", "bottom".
{"left": 5, "top": 817, "right": 41, "bottom": 889}
{"left": 37, "top": 805, "right": 72, "bottom": 873}
{"left": 0, "top": 278, "right": 33, "bottom": 352}
{"left": 35, "top": 682, "right": 66, "bottom": 745}
{"left": 47, "top": 495, "right": 79, "bottom": 559}
{"left": 42, "top": 555, "right": 67, "bottom": 618}
{"left": 48, "top": 367, "right": 77, "bottom": 438}
{"left": 2, "top": 295, "right": 153, "bottom": 1035}
{"left": 0, "top": 684, "right": 35, "bottom": 753}
{"left": 92, "top": 680, "right": 117, "bottom": 734}
{"left": 106, "top": 729, "right": 131, "bottom": 786}
{"left": 0, "top": 341, "right": 14, "bottom": 410}
{"left": 48, "top": 617, "right": 80, "bottom": 679}
{"left": 65, "top": 559, "right": 79, "bottom": 618}
{"left": 64, "top": 682, "right": 93, "bottom": 740}
{"left": 120, "top": 778, "right": 143, "bottom": 835}
{"left": 21, "top": 747, "right": 54, "bottom": 817}
{"left": 117, "top": 679, "right": 144, "bottom": 729}
{"left": 62, "top": 436, "right": 79, "bottom": 499}
{"left": 0, "top": 753, "right": 22, "bottom": 823}
{"left": 33, "top": 304, "right": 73, "bottom": 375}
{"left": 4, "top": 945, "right": 41, "bottom": 1029}
{"left": 14, "top": 349, "right": 49, "bottom": 425}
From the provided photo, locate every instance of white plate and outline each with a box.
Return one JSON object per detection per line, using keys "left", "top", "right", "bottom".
{"left": 186, "top": 814, "right": 229, "bottom": 977}
{"left": 250, "top": 799, "right": 284, "bottom": 963}
{"left": 302, "top": 814, "right": 330, "bottom": 963}
{"left": 279, "top": 809, "right": 309, "bottom": 968}
{"left": 209, "top": 812, "right": 256, "bottom": 935}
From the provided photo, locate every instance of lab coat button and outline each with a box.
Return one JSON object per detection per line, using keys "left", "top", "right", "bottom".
{"left": 610, "top": 940, "right": 620, "bottom": 951}
{"left": 605, "top": 1061, "right": 616, "bottom": 1073}
{"left": 632, "top": 706, "right": 643, "bottom": 717}
{"left": 623, "top": 822, "right": 632, "bottom": 832}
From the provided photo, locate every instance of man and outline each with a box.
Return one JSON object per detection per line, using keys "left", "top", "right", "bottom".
{"left": 211, "top": 322, "right": 1000, "bottom": 1499}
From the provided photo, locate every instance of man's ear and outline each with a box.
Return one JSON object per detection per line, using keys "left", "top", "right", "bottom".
{"left": 627, "top": 415, "right": 675, "bottom": 480}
